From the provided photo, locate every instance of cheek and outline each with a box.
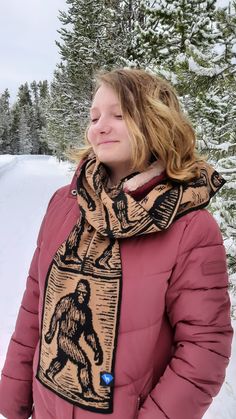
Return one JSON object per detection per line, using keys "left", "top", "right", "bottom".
{"left": 87, "top": 126, "right": 95, "bottom": 145}
{"left": 121, "top": 123, "right": 131, "bottom": 142}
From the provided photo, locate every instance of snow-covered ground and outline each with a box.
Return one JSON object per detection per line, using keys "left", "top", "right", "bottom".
{"left": 0, "top": 155, "right": 235, "bottom": 418}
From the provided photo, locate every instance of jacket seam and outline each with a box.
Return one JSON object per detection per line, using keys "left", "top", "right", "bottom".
{"left": 176, "top": 286, "right": 229, "bottom": 291}
{"left": 120, "top": 318, "right": 160, "bottom": 334}
{"left": 174, "top": 339, "right": 230, "bottom": 360}
{"left": 11, "top": 337, "right": 36, "bottom": 350}
{"left": 28, "top": 275, "right": 38, "bottom": 284}
{"left": 177, "top": 242, "right": 223, "bottom": 259}
{"left": 21, "top": 305, "right": 38, "bottom": 316}
{"left": 169, "top": 364, "right": 212, "bottom": 398}
{"left": 2, "top": 372, "right": 32, "bottom": 382}
{"left": 149, "top": 394, "right": 169, "bottom": 418}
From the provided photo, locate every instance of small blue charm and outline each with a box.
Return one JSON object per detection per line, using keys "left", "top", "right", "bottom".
{"left": 100, "top": 372, "right": 114, "bottom": 386}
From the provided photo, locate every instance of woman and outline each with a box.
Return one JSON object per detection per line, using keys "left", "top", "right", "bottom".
{"left": 0, "top": 68, "right": 233, "bottom": 419}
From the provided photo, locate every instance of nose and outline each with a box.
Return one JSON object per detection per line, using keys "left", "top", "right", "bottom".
{"left": 95, "top": 116, "right": 111, "bottom": 134}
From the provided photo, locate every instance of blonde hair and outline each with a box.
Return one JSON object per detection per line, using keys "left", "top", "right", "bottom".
{"left": 72, "top": 68, "right": 203, "bottom": 181}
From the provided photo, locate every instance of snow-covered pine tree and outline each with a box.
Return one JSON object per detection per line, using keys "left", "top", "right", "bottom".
{"left": 41, "top": 64, "right": 81, "bottom": 160}
{"left": 38, "top": 80, "right": 49, "bottom": 100}
{"left": 108, "top": 0, "right": 145, "bottom": 66}
{"left": 0, "top": 89, "right": 11, "bottom": 153}
{"left": 18, "top": 110, "right": 32, "bottom": 154}
{"left": 3, "top": 81, "right": 50, "bottom": 155}
{"left": 195, "top": 1, "right": 236, "bottom": 280}
{"left": 15, "top": 83, "right": 34, "bottom": 153}
{"left": 30, "top": 81, "right": 41, "bottom": 154}
{"left": 9, "top": 103, "right": 21, "bottom": 154}
{"left": 17, "top": 83, "right": 32, "bottom": 108}
{"left": 30, "top": 81, "right": 50, "bottom": 154}
{"left": 37, "top": 81, "right": 51, "bottom": 154}
{"left": 131, "top": 0, "right": 219, "bottom": 92}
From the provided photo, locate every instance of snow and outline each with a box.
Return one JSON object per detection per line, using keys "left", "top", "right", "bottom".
{"left": 0, "top": 154, "right": 17, "bottom": 174}
{"left": 0, "top": 155, "right": 235, "bottom": 418}
{"left": 188, "top": 57, "right": 227, "bottom": 76}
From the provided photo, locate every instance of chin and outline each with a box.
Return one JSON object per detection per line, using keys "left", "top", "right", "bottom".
{"left": 97, "top": 155, "right": 119, "bottom": 165}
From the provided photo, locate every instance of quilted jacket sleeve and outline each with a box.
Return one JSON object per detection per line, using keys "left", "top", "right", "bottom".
{"left": 0, "top": 195, "right": 54, "bottom": 419}
{"left": 138, "top": 210, "right": 233, "bottom": 419}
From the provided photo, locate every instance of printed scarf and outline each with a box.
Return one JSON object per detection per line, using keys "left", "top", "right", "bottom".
{"left": 37, "top": 156, "right": 225, "bottom": 413}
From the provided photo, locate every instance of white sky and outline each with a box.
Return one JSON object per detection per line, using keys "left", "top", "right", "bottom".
{"left": 0, "top": 0, "right": 67, "bottom": 101}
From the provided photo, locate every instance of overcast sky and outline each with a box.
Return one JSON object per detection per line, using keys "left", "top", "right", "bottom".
{"left": 0, "top": 0, "right": 230, "bottom": 102}
{"left": 0, "top": 0, "right": 67, "bottom": 101}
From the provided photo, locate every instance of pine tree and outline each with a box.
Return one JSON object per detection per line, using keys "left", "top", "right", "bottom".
{"left": 18, "top": 83, "right": 32, "bottom": 107}
{"left": 9, "top": 103, "right": 21, "bottom": 154}
{"left": 18, "top": 110, "right": 32, "bottom": 154}
{"left": 132, "top": 0, "right": 220, "bottom": 93}
{"left": 0, "top": 89, "right": 11, "bottom": 153}
{"left": 30, "top": 81, "right": 50, "bottom": 154}
{"left": 2, "top": 81, "right": 50, "bottom": 155}
{"left": 196, "top": 1, "right": 236, "bottom": 278}
{"left": 38, "top": 80, "right": 49, "bottom": 100}
{"left": 56, "top": 0, "right": 121, "bottom": 98}
{"left": 106, "top": 0, "right": 145, "bottom": 66}
{"left": 37, "top": 81, "right": 51, "bottom": 154}
{"left": 30, "top": 81, "right": 41, "bottom": 154}
{"left": 14, "top": 83, "right": 35, "bottom": 153}
{"left": 41, "top": 65, "right": 80, "bottom": 159}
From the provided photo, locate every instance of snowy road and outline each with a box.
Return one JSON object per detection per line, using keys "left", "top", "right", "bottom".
{"left": 0, "top": 155, "right": 235, "bottom": 418}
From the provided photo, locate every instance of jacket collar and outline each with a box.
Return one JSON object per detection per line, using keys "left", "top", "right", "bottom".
{"left": 68, "top": 160, "right": 166, "bottom": 200}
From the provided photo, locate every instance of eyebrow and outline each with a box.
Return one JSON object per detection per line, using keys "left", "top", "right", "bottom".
{"left": 90, "top": 103, "right": 121, "bottom": 112}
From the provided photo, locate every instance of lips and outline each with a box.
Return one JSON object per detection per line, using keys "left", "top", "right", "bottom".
{"left": 97, "top": 140, "right": 118, "bottom": 145}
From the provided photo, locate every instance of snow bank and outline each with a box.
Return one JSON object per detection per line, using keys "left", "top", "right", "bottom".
{"left": 0, "top": 154, "right": 17, "bottom": 174}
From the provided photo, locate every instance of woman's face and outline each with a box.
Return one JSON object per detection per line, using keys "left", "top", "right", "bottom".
{"left": 87, "top": 83, "right": 133, "bottom": 183}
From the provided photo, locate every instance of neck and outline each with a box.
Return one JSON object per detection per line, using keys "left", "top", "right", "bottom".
{"left": 107, "top": 165, "right": 134, "bottom": 187}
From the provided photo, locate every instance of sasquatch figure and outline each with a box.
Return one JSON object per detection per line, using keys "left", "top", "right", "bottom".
{"left": 60, "top": 214, "right": 85, "bottom": 265}
{"left": 45, "top": 279, "right": 103, "bottom": 401}
{"left": 112, "top": 193, "right": 135, "bottom": 231}
{"left": 95, "top": 239, "right": 116, "bottom": 270}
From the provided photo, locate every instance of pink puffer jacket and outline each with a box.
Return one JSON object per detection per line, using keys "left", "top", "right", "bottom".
{"left": 0, "top": 167, "right": 233, "bottom": 419}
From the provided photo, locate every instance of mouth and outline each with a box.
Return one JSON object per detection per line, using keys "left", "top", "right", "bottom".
{"left": 98, "top": 140, "right": 118, "bottom": 145}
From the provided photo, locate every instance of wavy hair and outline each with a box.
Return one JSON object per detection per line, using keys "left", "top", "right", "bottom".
{"left": 72, "top": 68, "right": 203, "bottom": 181}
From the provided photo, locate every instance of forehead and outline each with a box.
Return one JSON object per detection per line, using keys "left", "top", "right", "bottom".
{"left": 90, "top": 83, "right": 120, "bottom": 111}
